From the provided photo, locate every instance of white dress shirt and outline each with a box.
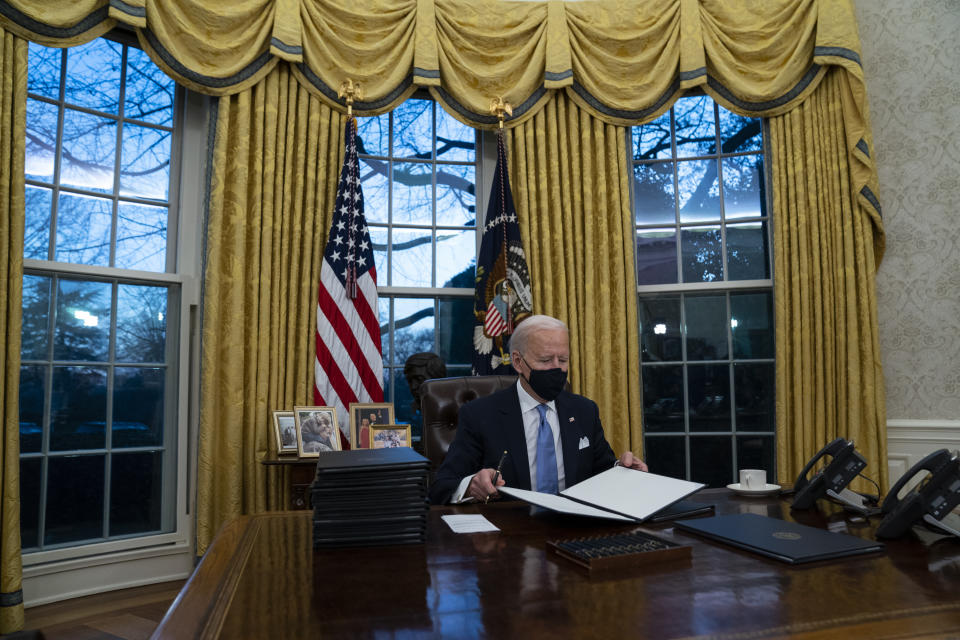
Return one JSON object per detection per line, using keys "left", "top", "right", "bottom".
{"left": 451, "top": 380, "right": 566, "bottom": 503}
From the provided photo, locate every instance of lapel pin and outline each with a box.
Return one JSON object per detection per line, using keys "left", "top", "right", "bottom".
{"left": 569, "top": 417, "right": 575, "bottom": 422}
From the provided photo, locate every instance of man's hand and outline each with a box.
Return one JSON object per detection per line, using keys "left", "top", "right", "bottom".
{"left": 467, "top": 468, "right": 506, "bottom": 502}
{"left": 618, "top": 451, "right": 648, "bottom": 472}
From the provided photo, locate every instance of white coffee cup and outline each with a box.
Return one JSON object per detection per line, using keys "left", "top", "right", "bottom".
{"left": 739, "top": 469, "right": 766, "bottom": 490}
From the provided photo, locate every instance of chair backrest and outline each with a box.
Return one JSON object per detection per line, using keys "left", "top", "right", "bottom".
{"left": 420, "top": 375, "right": 517, "bottom": 471}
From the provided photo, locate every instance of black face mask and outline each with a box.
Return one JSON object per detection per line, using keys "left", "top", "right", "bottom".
{"left": 521, "top": 357, "right": 567, "bottom": 402}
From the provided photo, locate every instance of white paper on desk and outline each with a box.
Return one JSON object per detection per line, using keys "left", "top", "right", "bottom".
{"left": 441, "top": 514, "right": 500, "bottom": 533}
{"left": 560, "top": 465, "right": 705, "bottom": 521}
{"left": 498, "top": 486, "right": 632, "bottom": 521}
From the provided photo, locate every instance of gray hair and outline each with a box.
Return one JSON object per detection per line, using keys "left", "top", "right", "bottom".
{"left": 510, "top": 314, "right": 568, "bottom": 356}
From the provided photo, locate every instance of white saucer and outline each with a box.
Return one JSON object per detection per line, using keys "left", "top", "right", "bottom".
{"left": 727, "top": 482, "right": 781, "bottom": 497}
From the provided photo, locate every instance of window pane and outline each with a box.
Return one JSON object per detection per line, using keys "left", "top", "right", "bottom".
{"left": 116, "top": 284, "right": 167, "bottom": 363}
{"left": 436, "top": 296, "right": 474, "bottom": 366}
{"left": 674, "top": 96, "right": 716, "bottom": 158}
{"left": 730, "top": 292, "right": 774, "bottom": 359}
{"left": 392, "top": 372, "right": 415, "bottom": 427}
{"left": 393, "top": 99, "right": 433, "bottom": 158}
{"left": 116, "top": 202, "right": 167, "bottom": 272}
{"left": 113, "top": 367, "right": 164, "bottom": 448}
{"left": 20, "top": 458, "right": 42, "bottom": 549}
{"left": 21, "top": 274, "right": 51, "bottom": 360}
{"left": 359, "top": 158, "right": 388, "bottom": 223}
{"left": 378, "top": 297, "right": 391, "bottom": 363}
{"left": 436, "top": 109, "right": 475, "bottom": 162}
{"left": 357, "top": 113, "right": 389, "bottom": 156}
{"left": 19, "top": 366, "right": 45, "bottom": 454}
{"left": 677, "top": 159, "right": 720, "bottom": 223}
{"left": 684, "top": 294, "right": 728, "bottom": 360}
{"left": 642, "top": 364, "right": 684, "bottom": 432}
{"left": 633, "top": 111, "right": 672, "bottom": 160}
{"left": 45, "top": 454, "right": 105, "bottom": 545}
{"left": 436, "top": 164, "right": 475, "bottom": 226}
{"left": 737, "top": 435, "right": 775, "bottom": 479}
{"left": 718, "top": 107, "right": 762, "bottom": 153}
{"left": 24, "top": 185, "right": 52, "bottom": 260}
{"left": 392, "top": 162, "right": 432, "bottom": 225}
{"left": 727, "top": 221, "right": 769, "bottom": 281}
{"left": 644, "top": 436, "right": 685, "bottom": 479}
{"left": 639, "top": 295, "right": 682, "bottom": 362}
{"left": 25, "top": 98, "right": 58, "bottom": 182}
{"left": 120, "top": 123, "right": 171, "bottom": 200}
{"left": 60, "top": 109, "right": 116, "bottom": 193}
{"left": 54, "top": 279, "right": 111, "bottom": 361}
{"left": 687, "top": 364, "right": 730, "bottom": 431}
{"left": 369, "top": 225, "right": 388, "bottom": 285}
{"left": 690, "top": 436, "right": 732, "bottom": 487}
{"left": 124, "top": 47, "right": 174, "bottom": 126}
{"left": 635, "top": 229, "right": 677, "bottom": 285}
{"left": 633, "top": 162, "right": 675, "bottom": 225}
{"left": 436, "top": 229, "right": 474, "bottom": 288}
{"left": 110, "top": 452, "right": 162, "bottom": 535}
{"left": 55, "top": 192, "right": 112, "bottom": 266}
{"left": 734, "top": 363, "right": 775, "bottom": 431}
{"left": 681, "top": 225, "right": 722, "bottom": 283}
{"left": 50, "top": 366, "right": 107, "bottom": 450}
{"left": 722, "top": 155, "right": 763, "bottom": 220}
{"left": 28, "top": 42, "right": 60, "bottom": 100}
{"left": 390, "top": 228, "right": 432, "bottom": 287}
{"left": 393, "top": 298, "right": 435, "bottom": 367}
{"left": 65, "top": 39, "right": 121, "bottom": 112}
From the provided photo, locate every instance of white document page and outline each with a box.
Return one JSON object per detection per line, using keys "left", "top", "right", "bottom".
{"left": 441, "top": 514, "right": 500, "bottom": 533}
{"left": 498, "top": 486, "right": 632, "bottom": 521}
{"left": 560, "top": 465, "right": 705, "bottom": 521}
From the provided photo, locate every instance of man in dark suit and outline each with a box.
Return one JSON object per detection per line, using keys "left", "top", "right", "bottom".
{"left": 429, "top": 315, "right": 646, "bottom": 504}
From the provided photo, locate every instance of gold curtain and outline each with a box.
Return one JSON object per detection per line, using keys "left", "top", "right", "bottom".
{"left": 507, "top": 93, "right": 642, "bottom": 456}
{"left": 0, "top": 0, "right": 869, "bottom": 127}
{"left": 196, "top": 63, "right": 343, "bottom": 555}
{"left": 0, "top": 30, "right": 26, "bottom": 636}
{"left": 768, "top": 68, "right": 887, "bottom": 490}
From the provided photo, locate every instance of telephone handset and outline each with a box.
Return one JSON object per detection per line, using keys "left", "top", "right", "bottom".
{"left": 875, "top": 449, "right": 960, "bottom": 539}
{"left": 791, "top": 437, "right": 870, "bottom": 512}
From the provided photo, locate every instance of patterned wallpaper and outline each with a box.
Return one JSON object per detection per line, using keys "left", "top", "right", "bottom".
{"left": 855, "top": 0, "right": 960, "bottom": 420}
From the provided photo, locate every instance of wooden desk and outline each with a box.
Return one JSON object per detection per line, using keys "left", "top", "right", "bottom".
{"left": 153, "top": 490, "right": 960, "bottom": 639}
{"left": 260, "top": 458, "right": 317, "bottom": 509}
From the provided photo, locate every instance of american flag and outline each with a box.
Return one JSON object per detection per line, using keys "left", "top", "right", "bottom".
{"left": 314, "top": 119, "right": 383, "bottom": 448}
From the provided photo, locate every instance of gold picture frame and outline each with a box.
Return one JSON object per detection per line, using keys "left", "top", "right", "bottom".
{"left": 272, "top": 411, "right": 298, "bottom": 455}
{"left": 369, "top": 424, "right": 412, "bottom": 449}
{"left": 349, "top": 402, "right": 394, "bottom": 449}
{"left": 293, "top": 406, "right": 341, "bottom": 457}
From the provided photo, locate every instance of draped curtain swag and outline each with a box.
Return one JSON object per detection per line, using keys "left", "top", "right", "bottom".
{"left": 0, "top": 1, "right": 887, "bottom": 631}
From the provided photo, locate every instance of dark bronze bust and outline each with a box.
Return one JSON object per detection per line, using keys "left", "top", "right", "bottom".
{"left": 403, "top": 352, "right": 447, "bottom": 413}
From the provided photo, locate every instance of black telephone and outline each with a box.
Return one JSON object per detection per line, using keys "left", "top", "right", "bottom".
{"left": 791, "top": 437, "right": 871, "bottom": 512}
{"left": 875, "top": 449, "right": 960, "bottom": 539}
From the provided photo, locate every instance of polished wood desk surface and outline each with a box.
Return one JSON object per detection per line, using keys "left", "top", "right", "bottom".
{"left": 153, "top": 490, "right": 960, "bottom": 639}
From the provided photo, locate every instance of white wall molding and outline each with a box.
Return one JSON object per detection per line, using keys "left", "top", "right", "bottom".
{"left": 886, "top": 419, "right": 960, "bottom": 484}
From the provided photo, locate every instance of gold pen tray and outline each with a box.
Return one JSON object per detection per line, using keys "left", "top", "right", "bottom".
{"left": 547, "top": 530, "right": 691, "bottom": 572}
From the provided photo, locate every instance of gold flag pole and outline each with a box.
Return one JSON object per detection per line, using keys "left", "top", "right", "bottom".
{"left": 338, "top": 79, "right": 363, "bottom": 120}
{"left": 489, "top": 96, "right": 512, "bottom": 130}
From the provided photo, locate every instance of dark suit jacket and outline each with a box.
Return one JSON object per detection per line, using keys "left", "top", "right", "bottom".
{"left": 428, "top": 385, "right": 617, "bottom": 504}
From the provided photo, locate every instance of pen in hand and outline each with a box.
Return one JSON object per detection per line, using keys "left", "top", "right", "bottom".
{"left": 486, "top": 450, "right": 508, "bottom": 504}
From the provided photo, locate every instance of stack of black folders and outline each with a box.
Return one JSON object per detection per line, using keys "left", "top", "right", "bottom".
{"left": 310, "top": 447, "right": 430, "bottom": 548}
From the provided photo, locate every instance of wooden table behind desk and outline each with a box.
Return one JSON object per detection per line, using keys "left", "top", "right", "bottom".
{"left": 153, "top": 490, "right": 960, "bottom": 639}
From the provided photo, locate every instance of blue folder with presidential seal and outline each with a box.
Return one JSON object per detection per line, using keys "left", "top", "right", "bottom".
{"left": 498, "top": 465, "right": 707, "bottom": 522}
{"left": 674, "top": 512, "right": 884, "bottom": 564}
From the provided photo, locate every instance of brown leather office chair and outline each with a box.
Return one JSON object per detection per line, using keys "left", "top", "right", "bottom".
{"left": 420, "top": 375, "right": 517, "bottom": 474}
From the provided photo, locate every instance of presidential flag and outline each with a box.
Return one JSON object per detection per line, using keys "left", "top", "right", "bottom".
{"left": 472, "top": 129, "right": 533, "bottom": 375}
{"left": 315, "top": 119, "right": 383, "bottom": 448}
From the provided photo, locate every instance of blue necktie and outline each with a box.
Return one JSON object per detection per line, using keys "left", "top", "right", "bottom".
{"left": 536, "top": 404, "right": 559, "bottom": 494}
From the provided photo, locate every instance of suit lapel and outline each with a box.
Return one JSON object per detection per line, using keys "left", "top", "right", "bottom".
{"left": 501, "top": 386, "right": 531, "bottom": 490}
{"left": 555, "top": 392, "right": 582, "bottom": 488}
